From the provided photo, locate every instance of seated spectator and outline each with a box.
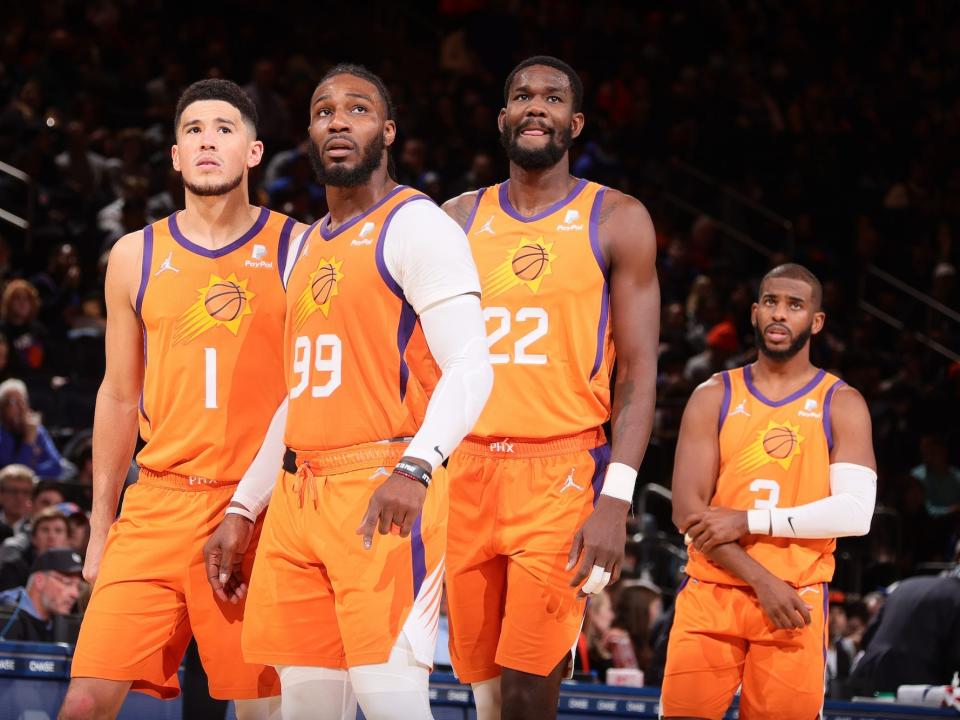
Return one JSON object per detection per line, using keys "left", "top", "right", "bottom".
{"left": 0, "top": 332, "right": 11, "bottom": 382}
{"left": 0, "top": 464, "right": 36, "bottom": 539}
{"left": 683, "top": 320, "right": 739, "bottom": 385}
{"left": 614, "top": 577, "right": 663, "bottom": 675}
{"left": 32, "top": 481, "right": 64, "bottom": 513}
{"left": 0, "top": 507, "right": 70, "bottom": 590}
{"left": 847, "top": 560, "right": 960, "bottom": 696}
{"left": 827, "top": 600, "right": 855, "bottom": 698}
{"left": 910, "top": 433, "right": 960, "bottom": 517}
{"left": 0, "top": 379, "right": 69, "bottom": 479}
{"left": 576, "top": 589, "right": 638, "bottom": 682}
{"left": 0, "top": 548, "right": 83, "bottom": 642}
{"left": 0, "top": 280, "right": 49, "bottom": 378}
{"left": 60, "top": 504, "right": 90, "bottom": 558}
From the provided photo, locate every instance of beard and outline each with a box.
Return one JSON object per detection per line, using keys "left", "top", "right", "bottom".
{"left": 754, "top": 320, "right": 813, "bottom": 361}
{"left": 308, "top": 133, "right": 385, "bottom": 187}
{"left": 500, "top": 121, "right": 572, "bottom": 170}
{"left": 183, "top": 171, "right": 244, "bottom": 197}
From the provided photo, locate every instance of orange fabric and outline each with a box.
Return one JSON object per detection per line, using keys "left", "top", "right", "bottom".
{"left": 283, "top": 187, "right": 440, "bottom": 451}
{"left": 445, "top": 431, "right": 609, "bottom": 682}
{"left": 242, "top": 441, "right": 447, "bottom": 668}
{"left": 685, "top": 365, "right": 844, "bottom": 588}
{"left": 71, "top": 473, "right": 279, "bottom": 699}
{"left": 136, "top": 208, "right": 292, "bottom": 481}
{"left": 465, "top": 180, "right": 614, "bottom": 439}
{"left": 662, "top": 578, "right": 828, "bottom": 719}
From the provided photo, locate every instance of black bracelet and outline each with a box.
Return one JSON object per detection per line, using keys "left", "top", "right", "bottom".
{"left": 394, "top": 460, "right": 431, "bottom": 488}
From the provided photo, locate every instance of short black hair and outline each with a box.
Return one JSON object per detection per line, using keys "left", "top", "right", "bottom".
{"left": 317, "top": 63, "right": 396, "bottom": 121}
{"left": 759, "top": 263, "right": 823, "bottom": 309}
{"left": 504, "top": 55, "right": 583, "bottom": 112}
{"left": 174, "top": 79, "right": 258, "bottom": 136}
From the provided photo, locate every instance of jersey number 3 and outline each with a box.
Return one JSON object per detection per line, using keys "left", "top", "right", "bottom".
{"left": 750, "top": 479, "right": 781, "bottom": 509}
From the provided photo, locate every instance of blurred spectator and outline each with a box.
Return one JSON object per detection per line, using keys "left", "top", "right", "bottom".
{"left": 613, "top": 578, "right": 663, "bottom": 674}
{"left": 0, "top": 465, "right": 37, "bottom": 538}
{"left": 0, "top": 548, "right": 83, "bottom": 642}
{"left": 848, "top": 564, "right": 960, "bottom": 696}
{"left": 684, "top": 320, "right": 739, "bottom": 385}
{"left": 32, "top": 482, "right": 64, "bottom": 513}
{"left": 0, "top": 507, "right": 70, "bottom": 590}
{"left": 244, "top": 60, "right": 291, "bottom": 152}
{"left": 577, "top": 589, "right": 638, "bottom": 682}
{"left": 30, "top": 243, "right": 82, "bottom": 332}
{"left": 826, "top": 602, "right": 855, "bottom": 698}
{"left": 0, "top": 379, "right": 68, "bottom": 479}
{"left": 0, "top": 280, "right": 49, "bottom": 377}
{"left": 910, "top": 434, "right": 960, "bottom": 517}
{"left": 62, "top": 504, "right": 90, "bottom": 558}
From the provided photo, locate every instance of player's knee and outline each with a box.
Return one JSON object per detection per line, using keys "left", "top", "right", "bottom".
{"left": 58, "top": 687, "right": 100, "bottom": 720}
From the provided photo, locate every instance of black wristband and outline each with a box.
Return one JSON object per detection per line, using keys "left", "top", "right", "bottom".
{"left": 394, "top": 460, "right": 431, "bottom": 488}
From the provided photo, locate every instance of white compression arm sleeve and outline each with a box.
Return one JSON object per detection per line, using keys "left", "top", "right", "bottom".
{"left": 230, "top": 398, "right": 288, "bottom": 517}
{"left": 403, "top": 294, "right": 493, "bottom": 469}
{"left": 747, "top": 462, "right": 877, "bottom": 539}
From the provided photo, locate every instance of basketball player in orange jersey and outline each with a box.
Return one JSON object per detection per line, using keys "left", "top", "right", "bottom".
{"left": 441, "top": 56, "right": 659, "bottom": 720}
{"left": 59, "top": 79, "right": 308, "bottom": 720}
{"left": 662, "top": 263, "right": 877, "bottom": 720}
{"left": 204, "top": 64, "right": 492, "bottom": 720}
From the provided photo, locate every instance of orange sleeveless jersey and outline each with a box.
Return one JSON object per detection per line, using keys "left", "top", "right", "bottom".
{"left": 463, "top": 179, "right": 613, "bottom": 439}
{"left": 135, "top": 208, "right": 295, "bottom": 481}
{"left": 685, "top": 365, "right": 846, "bottom": 587}
{"left": 283, "top": 187, "right": 438, "bottom": 451}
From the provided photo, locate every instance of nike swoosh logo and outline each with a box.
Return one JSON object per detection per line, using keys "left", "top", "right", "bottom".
{"left": 787, "top": 516, "right": 797, "bottom": 535}
{"left": 433, "top": 445, "right": 444, "bottom": 460}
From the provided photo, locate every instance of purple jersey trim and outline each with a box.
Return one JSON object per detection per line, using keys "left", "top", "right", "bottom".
{"left": 588, "top": 443, "right": 612, "bottom": 508}
{"left": 588, "top": 187, "right": 610, "bottom": 379}
{"left": 373, "top": 193, "right": 433, "bottom": 401}
{"left": 743, "top": 365, "right": 827, "bottom": 408}
{"left": 135, "top": 224, "right": 154, "bottom": 316}
{"left": 168, "top": 206, "right": 269, "bottom": 258}
{"left": 821, "top": 582, "right": 829, "bottom": 666}
{"left": 718, "top": 371, "right": 732, "bottom": 431}
{"left": 138, "top": 319, "right": 150, "bottom": 426}
{"left": 823, "top": 380, "right": 845, "bottom": 452}
{"left": 497, "top": 178, "right": 588, "bottom": 223}
{"left": 319, "top": 185, "right": 408, "bottom": 241}
{"left": 411, "top": 514, "right": 426, "bottom": 597}
{"left": 461, "top": 188, "right": 486, "bottom": 234}
{"left": 277, "top": 216, "right": 296, "bottom": 285}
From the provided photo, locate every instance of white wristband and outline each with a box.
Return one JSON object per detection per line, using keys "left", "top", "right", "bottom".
{"left": 599, "top": 462, "right": 637, "bottom": 503}
{"left": 747, "top": 509, "right": 771, "bottom": 535}
{"left": 225, "top": 505, "right": 256, "bottom": 523}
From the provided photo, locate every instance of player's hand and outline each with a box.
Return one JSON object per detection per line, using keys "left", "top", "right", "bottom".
{"left": 82, "top": 523, "right": 111, "bottom": 585}
{"left": 752, "top": 575, "right": 812, "bottom": 630}
{"left": 567, "top": 495, "right": 629, "bottom": 598}
{"left": 356, "top": 457, "right": 428, "bottom": 550}
{"left": 203, "top": 509, "right": 254, "bottom": 604}
{"left": 23, "top": 411, "right": 41, "bottom": 445}
{"left": 682, "top": 507, "right": 749, "bottom": 553}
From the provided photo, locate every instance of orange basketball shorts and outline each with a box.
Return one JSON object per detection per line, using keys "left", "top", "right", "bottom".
{"left": 445, "top": 428, "right": 610, "bottom": 683}
{"left": 71, "top": 470, "right": 279, "bottom": 700}
{"left": 662, "top": 577, "right": 829, "bottom": 720}
{"left": 242, "top": 441, "right": 447, "bottom": 669}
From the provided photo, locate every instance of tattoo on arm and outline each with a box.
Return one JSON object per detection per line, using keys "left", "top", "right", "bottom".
{"left": 444, "top": 196, "right": 473, "bottom": 230}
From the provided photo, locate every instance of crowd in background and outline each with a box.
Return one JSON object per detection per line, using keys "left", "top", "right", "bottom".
{"left": 0, "top": 0, "right": 958, "bottom": 694}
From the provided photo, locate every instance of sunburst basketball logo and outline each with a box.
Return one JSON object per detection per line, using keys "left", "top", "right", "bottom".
{"left": 172, "top": 273, "right": 254, "bottom": 345}
{"left": 484, "top": 237, "right": 556, "bottom": 298}
{"left": 294, "top": 257, "right": 344, "bottom": 329}
{"left": 734, "top": 420, "right": 804, "bottom": 474}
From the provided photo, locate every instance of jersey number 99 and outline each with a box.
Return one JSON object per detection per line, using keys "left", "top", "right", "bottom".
{"left": 290, "top": 334, "right": 342, "bottom": 399}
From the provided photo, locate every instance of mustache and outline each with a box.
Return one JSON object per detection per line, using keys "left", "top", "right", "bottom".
{"left": 516, "top": 120, "right": 553, "bottom": 134}
{"left": 764, "top": 322, "right": 792, "bottom": 336}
